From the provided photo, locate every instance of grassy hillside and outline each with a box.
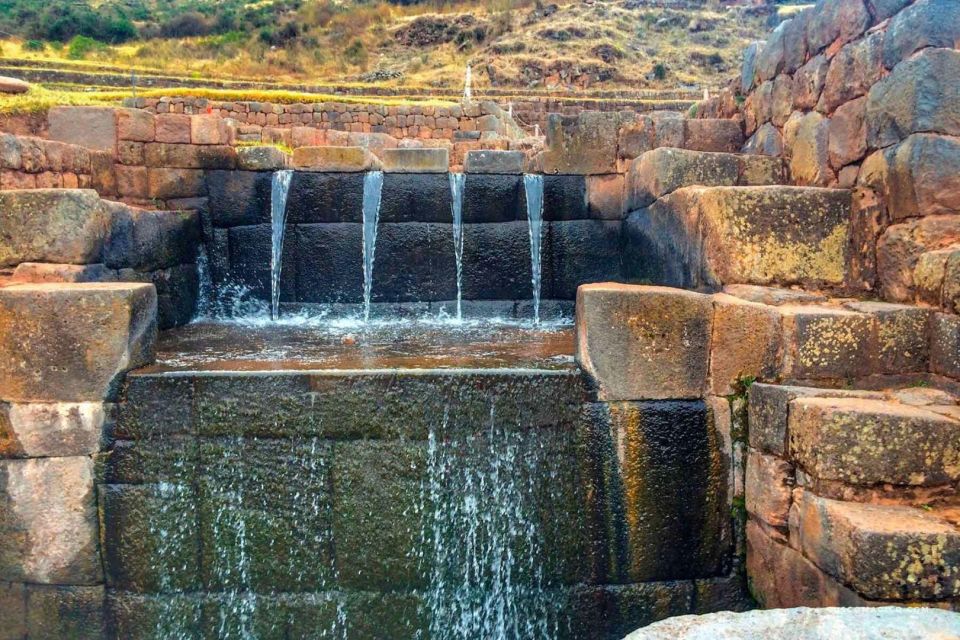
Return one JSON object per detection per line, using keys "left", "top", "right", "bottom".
{"left": 0, "top": 0, "right": 794, "bottom": 92}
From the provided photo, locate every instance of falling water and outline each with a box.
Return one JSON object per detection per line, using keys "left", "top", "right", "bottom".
{"left": 523, "top": 174, "right": 545, "bottom": 325}
{"left": 270, "top": 169, "right": 294, "bottom": 321}
{"left": 362, "top": 170, "right": 385, "bottom": 322}
{"left": 463, "top": 64, "right": 473, "bottom": 103}
{"left": 194, "top": 243, "right": 213, "bottom": 319}
{"left": 449, "top": 172, "right": 466, "bottom": 321}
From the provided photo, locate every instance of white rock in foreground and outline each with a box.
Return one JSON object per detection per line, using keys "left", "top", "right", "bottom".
{"left": 624, "top": 607, "right": 960, "bottom": 640}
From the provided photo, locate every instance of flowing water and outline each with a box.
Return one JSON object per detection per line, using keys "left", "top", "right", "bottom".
{"left": 523, "top": 174, "right": 545, "bottom": 325}
{"left": 449, "top": 172, "right": 466, "bottom": 321}
{"left": 269, "top": 170, "right": 294, "bottom": 321}
{"left": 362, "top": 171, "right": 385, "bottom": 322}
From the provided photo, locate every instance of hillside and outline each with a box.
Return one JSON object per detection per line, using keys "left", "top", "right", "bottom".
{"left": 0, "top": 0, "right": 792, "bottom": 92}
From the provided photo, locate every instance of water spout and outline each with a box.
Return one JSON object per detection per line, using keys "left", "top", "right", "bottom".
{"left": 362, "top": 170, "right": 385, "bottom": 322}
{"left": 449, "top": 172, "right": 466, "bottom": 321}
{"left": 523, "top": 174, "right": 545, "bottom": 325}
{"left": 463, "top": 64, "right": 472, "bottom": 103}
{"left": 270, "top": 169, "right": 294, "bottom": 321}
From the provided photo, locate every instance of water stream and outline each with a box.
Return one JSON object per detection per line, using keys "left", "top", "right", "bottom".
{"left": 523, "top": 174, "right": 545, "bottom": 325}
{"left": 362, "top": 171, "right": 385, "bottom": 322}
{"left": 449, "top": 172, "right": 466, "bottom": 321}
{"left": 269, "top": 169, "right": 294, "bottom": 321}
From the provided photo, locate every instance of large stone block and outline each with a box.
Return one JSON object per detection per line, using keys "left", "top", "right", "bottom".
{"left": 235, "top": 145, "right": 289, "bottom": 171}
{"left": 371, "top": 222, "right": 457, "bottom": 302}
{"left": 104, "top": 203, "right": 199, "bottom": 271}
{"left": 291, "top": 146, "right": 381, "bottom": 172}
{"left": 462, "top": 174, "right": 522, "bottom": 223}
{"left": 708, "top": 293, "right": 782, "bottom": 396}
{"left": 48, "top": 107, "right": 117, "bottom": 153}
{"left": 576, "top": 284, "right": 713, "bottom": 401}
{"left": 793, "top": 55, "right": 829, "bottom": 111}
{"left": 143, "top": 143, "right": 236, "bottom": 170}
{"left": 548, "top": 220, "right": 621, "bottom": 300}
{"left": 843, "top": 301, "right": 930, "bottom": 374}
{"left": 827, "top": 97, "right": 867, "bottom": 170}
{"left": 0, "top": 189, "right": 110, "bottom": 268}
{"left": 379, "top": 173, "right": 452, "bottom": 223}
{"left": 867, "top": 48, "right": 960, "bottom": 148}
{"left": 0, "top": 402, "right": 106, "bottom": 458}
{"left": 884, "top": 134, "right": 960, "bottom": 221}
{"left": 542, "top": 112, "right": 622, "bottom": 175}
{"left": 754, "top": 20, "right": 787, "bottom": 83}
{"left": 789, "top": 397, "right": 960, "bottom": 486}
{"left": 116, "top": 108, "right": 155, "bottom": 143}
{"left": 0, "top": 457, "right": 101, "bottom": 584}
{"left": 0, "top": 283, "right": 156, "bottom": 402}
{"left": 818, "top": 33, "right": 883, "bottom": 115}
{"left": 792, "top": 491, "right": 960, "bottom": 600}
{"left": 779, "top": 305, "right": 874, "bottom": 381}
{"left": 146, "top": 168, "right": 205, "bottom": 200}
{"left": 682, "top": 120, "right": 744, "bottom": 154}
{"left": 882, "top": 0, "right": 960, "bottom": 69}
{"left": 380, "top": 147, "right": 448, "bottom": 173}
{"left": 461, "top": 221, "right": 537, "bottom": 300}
{"left": 744, "top": 449, "right": 793, "bottom": 529}
{"left": 206, "top": 170, "right": 272, "bottom": 227}
{"left": 293, "top": 224, "right": 359, "bottom": 303}
{"left": 877, "top": 214, "right": 960, "bottom": 301}
{"left": 790, "top": 112, "right": 832, "bottom": 187}
{"left": 26, "top": 584, "right": 105, "bottom": 640}
{"left": 805, "top": 0, "right": 870, "bottom": 54}
{"left": 931, "top": 312, "right": 960, "bottom": 379}
{"left": 226, "top": 223, "right": 298, "bottom": 302}
{"left": 464, "top": 149, "right": 524, "bottom": 174}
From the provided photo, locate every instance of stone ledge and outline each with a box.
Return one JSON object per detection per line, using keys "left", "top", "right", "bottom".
{"left": 292, "top": 146, "right": 382, "bottom": 172}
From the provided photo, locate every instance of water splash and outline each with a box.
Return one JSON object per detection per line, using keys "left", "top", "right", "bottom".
{"left": 194, "top": 243, "right": 213, "bottom": 320}
{"left": 270, "top": 169, "right": 294, "bottom": 321}
{"left": 523, "top": 174, "right": 545, "bottom": 326}
{"left": 463, "top": 64, "right": 472, "bottom": 103}
{"left": 449, "top": 172, "right": 466, "bottom": 321}
{"left": 362, "top": 171, "right": 385, "bottom": 322}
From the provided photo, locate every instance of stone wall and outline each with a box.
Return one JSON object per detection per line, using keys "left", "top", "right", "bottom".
{"left": 0, "top": 133, "right": 110, "bottom": 192}
{"left": 701, "top": 0, "right": 960, "bottom": 307}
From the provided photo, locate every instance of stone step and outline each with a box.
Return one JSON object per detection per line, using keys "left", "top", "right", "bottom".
{"left": 788, "top": 396, "right": 960, "bottom": 488}
{"left": 792, "top": 490, "right": 960, "bottom": 601}
{"left": 625, "top": 146, "right": 787, "bottom": 210}
{"left": 623, "top": 185, "right": 851, "bottom": 291}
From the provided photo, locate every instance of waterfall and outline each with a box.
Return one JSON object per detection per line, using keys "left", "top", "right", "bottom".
{"left": 523, "top": 174, "right": 545, "bottom": 325}
{"left": 463, "top": 64, "right": 472, "bottom": 103}
{"left": 194, "top": 243, "right": 213, "bottom": 320}
{"left": 270, "top": 169, "right": 294, "bottom": 321}
{"left": 362, "top": 170, "right": 385, "bottom": 322}
{"left": 449, "top": 172, "right": 466, "bottom": 321}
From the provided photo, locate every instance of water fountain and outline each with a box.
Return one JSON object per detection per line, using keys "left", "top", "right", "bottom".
{"left": 523, "top": 174, "right": 545, "bottom": 325}
{"left": 269, "top": 169, "right": 294, "bottom": 321}
{"left": 448, "top": 172, "right": 466, "bottom": 320}
{"left": 362, "top": 171, "right": 384, "bottom": 322}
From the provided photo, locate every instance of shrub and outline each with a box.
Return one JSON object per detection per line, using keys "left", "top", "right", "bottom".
{"left": 24, "top": 39, "right": 46, "bottom": 51}
{"left": 160, "top": 12, "right": 213, "bottom": 38}
{"left": 66, "top": 35, "right": 103, "bottom": 60}
{"left": 344, "top": 38, "right": 368, "bottom": 68}
{"left": 652, "top": 62, "right": 667, "bottom": 80}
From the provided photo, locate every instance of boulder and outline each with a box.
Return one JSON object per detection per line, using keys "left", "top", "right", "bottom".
{"left": 877, "top": 214, "right": 960, "bottom": 301}
{"left": 742, "top": 123, "right": 784, "bottom": 157}
{"left": 576, "top": 284, "right": 713, "bottom": 401}
{"left": 464, "top": 150, "right": 524, "bottom": 174}
{"left": 0, "top": 189, "right": 110, "bottom": 268}
{"left": 755, "top": 20, "right": 787, "bottom": 83}
{"left": 884, "top": 133, "right": 960, "bottom": 221}
{"left": 781, "top": 9, "right": 810, "bottom": 74}
{"left": 882, "top": 0, "right": 960, "bottom": 69}
{"left": 793, "top": 55, "right": 829, "bottom": 111}
{"left": 818, "top": 32, "right": 883, "bottom": 115}
{"left": 790, "top": 112, "right": 833, "bottom": 187}
{"left": 292, "top": 146, "right": 382, "bottom": 172}
{"left": 236, "top": 145, "right": 290, "bottom": 171}
{"left": 0, "top": 283, "right": 156, "bottom": 403}
{"left": 379, "top": 147, "right": 448, "bottom": 173}
{"left": 741, "top": 41, "right": 763, "bottom": 94}
{"left": 867, "top": 0, "right": 911, "bottom": 22}
{"left": 0, "top": 76, "right": 29, "bottom": 94}
{"left": 0, "top": 402, "right": 106, "bottom": 458}
{"left": 866, "top": 48, "right": 960, "bottom": 148}
{"left": 827, "top": 97, "right": 867, "bottom": 170}
{"left": 48, "top": 107, "right": 117, "bottom": 154}
{"left": 0, "top": 456, "right": 101, "bottom": 584}
{"left": 805, "top": 0, "right": 871, "bottom": 55}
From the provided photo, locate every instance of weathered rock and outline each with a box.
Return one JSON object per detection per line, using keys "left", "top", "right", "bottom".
{"left": 0, "top": 402, "right": 106, "bottom": 458}
{"left": 722, "top": 285, "right": 826, "bottom": 307}
{"left": 116, "top": 108, "right": 154, "bottom": 143}
{"left": 576, "top": 284, "right": 712, "bottom": 401}
{"left": 143, "top": 143, "right": 236, "bottom": 170}
{"left": 931, "top": 312, "right": 960, "bottom": 379}
{"left": 748, "top": 383, "right": 885, "bottom": 456}
{"left": 292, "top": 146, "right": 381, "bottom": 172}
{"left": 542, "top": 112, "right": 622, "bottom": 174}
{"left": 708, "top": 293, "right": 781, "bottom": 396}
{"left": 0, "top": 189, "right": 110, "bottom": 268}
{"left": 103, "top": 203, "right": 199, "bottom": 271}
{"left": 790, "top": 397, "right": 960, "bottom": 486}
{"left": 780, "top": 305, "right": 874, "bottom": 381}
{"left": 819, "top": 33, "right": 883, "bottom": 115}
{"left": 48, "top": 107, "right": 117, "bottom": 153}
{"left": 26, "top": 584, "right": 105, "bottom": 639}
{"left": 0, "top": 76, "right": 29, "bottom": 94}
{"left": 154, "top": 114, "right": 191, "bottom": 144}
{"left": 755, "top": 20, "right": 787, "bottom": 83}
{"left": 882, "top": 0, "right": 960, "bottom": 69}
{"left": 683, "top": 119, "right": 744, "bottom": 154}
{"left": 0, "top": 283, "right": 156, "bottom": 402}
{"left": 380, "top": 147, "right": 448, "bottom": 173}
{"left": 741, "top": 41, "right": 763, "bottom": 94}
{"left": 10, "top": 262, "right": 116, "bottom": 284}
{"left": 877, "top": 214, "right": 960, "bottom": 301}
{"left": 464, "top": 149, "right": 524, "bottom": 174}
{"left": 867, "top": 0, "right": 911, "bottom": 22}
{"left": 866, "top": 48, "right": 960, "bottom": 148}
{"left": 0, "top": 456, "right": 101, "bottom": 584}
{"left": 235, "top": 145, "right": 290, "bottom": 171}
{"left": 742, "top": 123, "right": 784, "bottom": 157}
{"left": 585, "top": 174, "right": 624, "bottom": 220}
{"left": 844, "top": 301, "right": 931, "bottom": 373}
{"left": 792, "top": 491, "right": 960, "bottom": 600}
{"left": 627, "top": 148, "right": 737, "bottom": 210}
{"left": 827, "top": 97, "right": 867, "bottom": 170}
{"left": 745, "top": 449, "right": 793, "bottom": 528}
{"left": 781, "top": 9, "right": 810, "bottom": 74}
{"left": 805, "top": 0, "right": 871, "bottom": 54}
{"left": 190, "top": 114, "right": 229, "bottom": 145}
{"left": 793, "top": 55, "right": 829, "bottom": 111}
{"left": 884, "top": 133, "right": 960, "bottom": 221}
{"left": 146, "top": 168, "right": 205, "bottom": 200}
{"left": 914, "top": 247, "right": 958, "bottom": 306}
{"left": 790, "top": 112, "right": 833, "bottom": 187}
{"left": 626, "top": 603, "right": 960, "bottom": 639}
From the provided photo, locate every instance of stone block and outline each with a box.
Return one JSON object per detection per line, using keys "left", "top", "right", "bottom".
{"left": 585, "top": 174, "right": 624, "bottom": 220}
{"left": 464, "top": 149, "right": 524, "bottom": 174}
{"left": 291, "top": 146, "right": 381, "bottom": 172}
{"left": 877, "top": 214, "right": 960, "bottom": 302}
{"left": 48, "top": 106, "right": 117, "bottom": 153}
{"left": 461, "top": 221, "right": 536, "bottom": 300}
{"left": 116, "top": 108, "right": 154, "bottom": 142}
{"left": 708, "top": 293, "right": 782, "bottom": 396}
{"left": 89, "top": 151, "right": 116, "bottom": 197}
{"left": 682, "top": 119, "right": 744, "bottom": 154}
{"left": 235, "top": 145, "right": 289, "bottom": 171}
{"left": 292, "top": 224, "right": 359, "bottom": 303}
{"left": 827, "top": 97, "right": 867, "bottom": 170}
{"left": 790, "top": 111, "right": 832, "bottom": 187}
{"left": 0, "top": 581, "right": 27, "bottom": 639}
{"left": 792, "top": 491, "right": 960, "bottom": 600}
{"left": 742, "top": 123, "right": 784, "bottom": 157}
{"left": 819, "top": 33, "right": 883, "bottom": 115}
{"left": 228, "top": 224, "right": 298, "bottom": 302}
{"left": 0, "top": 402, "right": 106, "bottom": 458}
{"left": 780, "top": 305, "right": 874, "bottom": 381}
{"left": 206, "top": 170, "right": 272, "bottom": 227}
{"left": 9, "top": 262, "right": 116, "bottom": 284}
{"left": 0, "top": 457, "right": 100, "bottom": 584}
{"left": 843, "top": 301, "right": 931, "bottom": 374}
{"left": 789, "top": 397, "right": 960, "bottom": 486}
{"left": 115, "top": 165, "right": 148, "bottom": 199}
{"left": 0, "top": 189, "right": 110, "bottom": 268}
{"left": 154, "top": 114, "right": 191, "bottom": 144}
{"left": 747, "top": 383, "right": 884, "bottom": 457}
{"left": 370, "top": 222, "right": 457, "bottom": 302}
{"left": 146, "top": 168, "right": 205, "bottom": 200}
{"left": 626, "top": 148, "right": 740, "bottom": 210}
{"left": 745, "top": 449, "right": 793, "bottom": 529}
{"left": 379, "top": 147, "right": 448, "bottom": 173}
{"left": 755, "top": 20, "right": 787, "bottom": 82}
{"left": 548, "top": 220, "right": 622, "bottom": 299}
{"left": 542, "top": 112, "right": 622, "bottom": 175}
{"left": 884, "top": 134, "right": 960, "bottom": 221}
{"left": 931, "top": 312, "right": 960, "bottom": 379}
{"left": 189, "top": 114, "right": 227, "bottom": 145}
{"left": 576, "top": 284, "right": 713, "bottom": 401}
{"left": 26, "top": 584, "right": 104, "bottom": 640}
{"left": 793, "top": 55, "right": 829, "bottom": 111}
{"left": 913, "top": 248, "right": 957, "bottom": 306}
{"left": 805, "top": 0, "right": 870, "bottom": 54}
{"left": 0, "top": 283, "right": 156, "bottom": 402}
{"left": 462, "top": 174, "right": 523, "bottom": 223}
{"left": 103, "top": 203, "right": 199, "bottom": 271}
{"left": 867, "top": 48, "right": 960, "bottom": 148}
{"left": 143, "top": 143, "right": 236, "bottom": 170}
{"left": 379, "top": 173, "right": 451, "bottom": 223}
{"left": 882, "top": 0, "right": 960, "bottom": 69}
{"left": 740, "top": 41, "right": 762, "bottom": 94}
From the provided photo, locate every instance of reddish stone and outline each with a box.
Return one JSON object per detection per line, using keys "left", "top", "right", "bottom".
{"left": 877, "top": 214, "right": 960, "bottom": 302}
{"left": 818, "top": 33, "right": 883, "bottom": 115}
{"left": 745, "top": 450, "right": 794, "bottom": 528}
{"left": 827, "top": 97, "right": 867, "bottom": 170}
{"left": 116, "top": 108, "right": 154, "bottom": 142}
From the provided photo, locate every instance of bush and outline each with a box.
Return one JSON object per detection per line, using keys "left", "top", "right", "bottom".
{"left": 160, "top": 12, "right": 213, "bottom": 38}
{"left": 344, "top": 38, "right": 368, "bottom": 68}
{"left": 652, "top": 62, "right": 667, "bottom": 80}
{"left": 66, "top": 35, "right": 103, "bottom": 60}
{"left": 24, "top": 39, "right": 46, "bottom": 51}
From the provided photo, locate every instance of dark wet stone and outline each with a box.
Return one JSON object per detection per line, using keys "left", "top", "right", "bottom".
{"left": 548, "top": 220, "right": 623, "bottom": 299}
{"left": 104, "top": 437, "right": 197, "bottom": 485}
{"left": 461, "top": 221, "right": 539, "bottom": 300}
{"left": 285, "top": 172, "right": 364, "bottom": 223}
{"left": 117, "top": 374, "right": 196, "bottom": 439}
{"left": 25, "top": 584, "right": 105, "bottom": 640}
{"left": 206, "top": 171, "right": 272, "bottom": 228}
{"left": 544, "top": 175, "right": 588, "bottom": 221}
{"left": 227, "top": 223, "right": 297, "bottom": 301}
{"left": 463, "top": 174, "right": 524, "bottom": 223}
{"left": 622, "top": 208, "right": 695, "bottom": 289}
{"left": 106, "top": 592, "right": 204, "bottom": 640}
{"left": 371, "top": 222, "right": 457, "bottom": 302}
{"left": 294, "top": 223, "right": 362, "bottom": 303}
{"left": 379, "top": 173, "right": 453, "bottom": 223}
